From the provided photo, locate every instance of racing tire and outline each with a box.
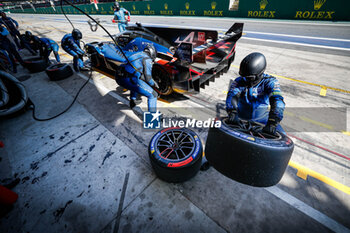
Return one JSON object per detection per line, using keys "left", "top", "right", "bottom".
{"left": 149, "top": 127, "right": 203, "bottom": 183}
{"left": 152, "top": 64, "right": 173, "bottom": 96}
{"left": 205, "top": 118, "right": 294, "bottom": 187}
{"left": 45, "top": 63, "right": 74, "bottom": 81}
{"left": 23, "top": 57, "right": 49, "bottom": 73}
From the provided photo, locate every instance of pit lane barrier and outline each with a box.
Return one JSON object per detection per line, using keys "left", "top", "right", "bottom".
{"left": 9, "top": 0, "right": 350, "bottom": 21}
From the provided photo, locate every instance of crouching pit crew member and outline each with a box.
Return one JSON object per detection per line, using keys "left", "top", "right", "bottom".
{"left": 226, "top": 52, "right": 285, "bottom": 135}
{"left": 24, "top": 31, "right": 60, "bottom": 63}
{"left": 116, "top": 44, "right": 159, "bottom": 113}
{"left": 61, "top": 29, "right": 86, "bottom": 72}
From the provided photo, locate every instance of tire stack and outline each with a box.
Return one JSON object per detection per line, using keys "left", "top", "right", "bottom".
{"left": 23, "top": 57, "right": 74, "bottom": 81}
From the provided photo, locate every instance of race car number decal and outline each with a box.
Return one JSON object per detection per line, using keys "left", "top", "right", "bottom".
{"left": 198, "top": 32, "right": 205, "bottom": 42}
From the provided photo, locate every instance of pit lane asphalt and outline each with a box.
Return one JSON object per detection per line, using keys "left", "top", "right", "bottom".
{"left": 1, "top": 13, "right": 349, "bottom": 233}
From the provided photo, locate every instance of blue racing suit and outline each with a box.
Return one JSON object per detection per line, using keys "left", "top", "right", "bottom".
{"left": 226, "top": 74, "right": 285, "bottom": 132}
{"left": 39, "top": 38, "right": 60, "bottom": 63}
{"left": 113, "top": 8, "right": 129, "bottom": 32}
{"left": 0, "top": 26, "right": 24, "bottom": 72}
{"left": 0, "top": 16, "right": 21, "bottom": 49}
{"left": 116, "top": 52, "right": 158, "bottom": 113}
{"left": 61, "top": 33, "right": 84, "bottom": 71}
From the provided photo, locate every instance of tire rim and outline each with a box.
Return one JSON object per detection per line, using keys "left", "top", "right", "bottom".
{"left": 155, "top": 129, "right": 195, "bottom": 161}
{"left": 223, "top": 119, "right": 282, "bottom": 140}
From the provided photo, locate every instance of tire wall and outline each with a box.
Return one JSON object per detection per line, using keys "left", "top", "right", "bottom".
{"left": 9, "top": 0, "right": 349, "bottom": 21}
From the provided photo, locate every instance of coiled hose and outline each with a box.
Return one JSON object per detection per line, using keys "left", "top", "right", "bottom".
{"left": 0, "top": 70, "right": 28, "bottom": 117}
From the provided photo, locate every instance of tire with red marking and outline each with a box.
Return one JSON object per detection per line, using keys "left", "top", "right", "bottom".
{"left": 149, "top": 127, "right": 203, "bottom": 183}
{"left": 45, "top": 63, "right": 74, "bottom": 81}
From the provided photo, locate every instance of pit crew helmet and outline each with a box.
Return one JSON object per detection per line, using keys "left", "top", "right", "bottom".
{"left": 144, "top": 44, "right": 157, "bottom": 61}
{"left": 25, "top": 31, "right": 33, "bottom": 40}
{"left": 113, "top": 2, "right": 120, "bottom": 11}
{"left": 72, "top": 29, "right": 82, "bottom": 40}
{"left": 239, "top": 52, "right": 266, "bottom": 86}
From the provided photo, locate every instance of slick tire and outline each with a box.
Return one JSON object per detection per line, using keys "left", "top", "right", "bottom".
{"left": 45, "top": 63, "right": 74, "bottom": 81}
{"left": 23, "top": 57, "right": 49, "bottom": 73}
{"left": 149, "top": 127, "right": 203, "bottom": 183}
{"left": 205, "top": 118, "right": 294, "bottom": 187}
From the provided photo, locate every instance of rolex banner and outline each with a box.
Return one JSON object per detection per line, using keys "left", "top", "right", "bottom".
{"left": 9, "top": 0, "right": 350, "bottom": 21}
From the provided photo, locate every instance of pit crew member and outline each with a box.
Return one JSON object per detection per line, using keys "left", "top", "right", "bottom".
{"left": 226, "top": 52, "right": 285, "bottom": 135}
{"left": 0, "top": 11, "right": 21, "bottom": 49}
{"left": 24, "top": 31, "right": 60, "bottom": 63}
{"left": 61, "top": 29, "right": 85, "bottom": 72}
{"left": 116, "top": 44, "right": 158, "bottom": 113}
{"left": 112, "top": 2, "right": 130, "bottom": 33}
{"left": 0, "top": 25, "right": 25, "bottom": 73}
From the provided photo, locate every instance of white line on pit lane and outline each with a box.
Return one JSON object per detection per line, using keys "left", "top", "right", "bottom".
{"left": 266, "top": 186, "right": 350, "bottom": 233}
{"left": 241, "top": 37, "right": 350, "bottom": 51}
{"left": 16, "top": 14, "right": 350, "bottom": 42}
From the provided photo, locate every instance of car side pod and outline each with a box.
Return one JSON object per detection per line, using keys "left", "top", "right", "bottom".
{"left": 205, "top": 118, "right": 294, "bottom": 187}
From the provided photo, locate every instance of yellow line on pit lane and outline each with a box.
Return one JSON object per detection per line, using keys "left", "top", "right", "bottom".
{"left": 58, "top": 52, "right": 71, "bottom": 59}
{"left": 289, "top": 160, "right": 350, "bottom": 195}
{"left": 342, "top": 131, "right": 350, "bottom": 136}
{"left": 231, "top": 65, "right": 350, "bottom": 95}
{"left": 298, "top": 116, "right": 334, "bottom": 130}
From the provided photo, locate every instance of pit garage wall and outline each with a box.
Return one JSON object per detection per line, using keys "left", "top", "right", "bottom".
{"left": 9, "top": 0, "right": 350, "bottom": 21}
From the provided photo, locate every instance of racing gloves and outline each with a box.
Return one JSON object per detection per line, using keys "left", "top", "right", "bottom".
{"left": 227, "top": 110, "right": 239, "bottom": 125}
{"left": 262, "top": 119, "right": 278, "bottom": 135}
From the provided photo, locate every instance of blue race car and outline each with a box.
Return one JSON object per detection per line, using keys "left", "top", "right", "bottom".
{"left": 86, "top": 22, "right": 243, "bottom": 95}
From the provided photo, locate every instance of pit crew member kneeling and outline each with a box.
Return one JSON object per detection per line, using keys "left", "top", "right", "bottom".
{"left": 226, "top": 52, "right": 285, "bottom": 135}
{"left": 61, "top": 29, "right": 87, "bottom": 72}
{"left": 116, "top": 44, "right": 159, "bottom": 113}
